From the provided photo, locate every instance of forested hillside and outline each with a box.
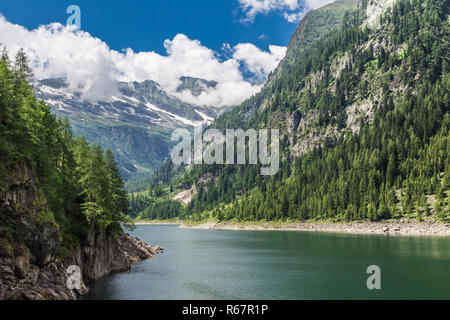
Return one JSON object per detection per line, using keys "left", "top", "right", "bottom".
{"left": 132, "top": 0, "right": 449, "bottom": 223}
{"left": 0, "top": 48, "right": 131, "bottom": 251}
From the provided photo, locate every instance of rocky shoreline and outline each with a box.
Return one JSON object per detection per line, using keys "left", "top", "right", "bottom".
{"left": 178, "top": 220, "right": 450, "bottom": 237}
{"left": 0, "top": 233, "right": 163, "bottom": 300}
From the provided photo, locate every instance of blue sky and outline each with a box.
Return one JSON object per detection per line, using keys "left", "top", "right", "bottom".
{"left": 0, "top": 0, "right": 299, "bottom": 54}
{"left": 0, "top": 0, "right": 334, "bottom": 106}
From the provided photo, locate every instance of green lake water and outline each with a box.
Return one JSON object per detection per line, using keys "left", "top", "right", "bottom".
{"left": 81, "top": 225, "right": 450, "bottom": 300}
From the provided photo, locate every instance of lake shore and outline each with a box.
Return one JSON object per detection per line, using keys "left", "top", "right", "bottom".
{"left": 135, "top": 221, "right": 182, "bottom": 226}
{"left": 181, "top": 220, "right": 450, "bottom": 236}
{"left": 134, "top": 219, "right": 450, "bottom": 237}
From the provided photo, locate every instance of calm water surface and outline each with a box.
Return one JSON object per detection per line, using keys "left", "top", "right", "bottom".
{"left": 82, "top": 225, "right": 450, "bottom": 300}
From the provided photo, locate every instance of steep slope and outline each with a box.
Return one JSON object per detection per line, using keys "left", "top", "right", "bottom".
{"left": 206, "top": 0, "right": 360, "bottom": 131}
{"left": 133, "top": 0, "right": 449, "bottom": 223}
{"left": 36, "top": 78, "right": 219, "bottom": 180}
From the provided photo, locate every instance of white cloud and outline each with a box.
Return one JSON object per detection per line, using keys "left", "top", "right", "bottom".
{"left": 238, "top": 0, "right": 301, "bottom": 21}
{"left": 233, "top": 43, "right": 286, "bottom": 81}
{"left": 283, "top": 11, "right": 307, "bottom": 23}
{"left": 238, "top": 0, "right": 336, "bottom": 23}
{"left": 0, "top": 17, "right": 121, "bottom": 101}
{"left": 0, "top": 16, "right": 286, "bottom": 107}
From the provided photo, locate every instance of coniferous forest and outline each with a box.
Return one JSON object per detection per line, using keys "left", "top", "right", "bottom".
{"left": 131, "top": 0, "right": 449, "bottom": 223}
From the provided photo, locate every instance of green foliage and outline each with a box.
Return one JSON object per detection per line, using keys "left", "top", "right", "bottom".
{"left": 125, "top": 159, "right": 183, "bottom": 193}
{"left": 139, "top": 199, "right": 186, "bottom": 220}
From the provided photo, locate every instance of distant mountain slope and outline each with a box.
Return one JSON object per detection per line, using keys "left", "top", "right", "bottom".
{"left": 36, "top": 78, "right": 220, "bottom": 180}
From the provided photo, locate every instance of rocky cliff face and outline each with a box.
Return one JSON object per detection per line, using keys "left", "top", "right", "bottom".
{"left": 0, "top": 163, "right": 161, "bottom": 300}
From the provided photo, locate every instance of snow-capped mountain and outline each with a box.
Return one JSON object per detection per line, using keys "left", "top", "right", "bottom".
{"left": 35, "top": 77, "right": 223, "bottom": 180}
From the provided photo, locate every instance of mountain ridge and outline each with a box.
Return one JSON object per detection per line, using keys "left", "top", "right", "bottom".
{"left": 35, "top": 77, "right": 222, "bottom": 180}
